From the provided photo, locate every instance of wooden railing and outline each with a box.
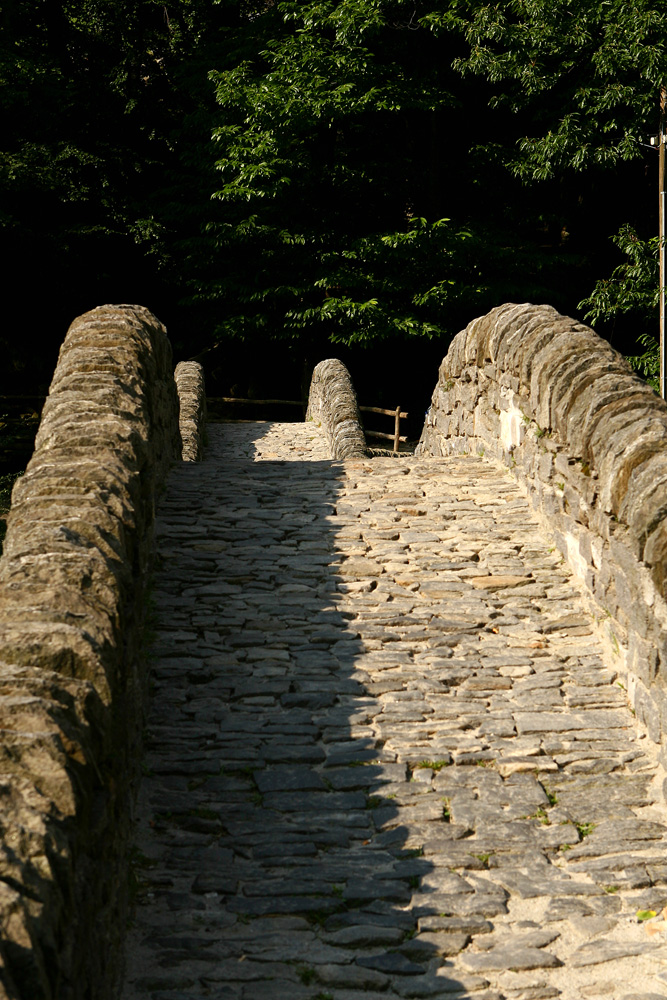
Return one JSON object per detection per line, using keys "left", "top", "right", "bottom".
{"left": 207, "top": 397, "right": 303, "bottom": 408}
{"left": 205, "top": 397, "right": 409, "bottom": 452}
{"left": 359, "top": 405, "right": 408, "bottom": 453}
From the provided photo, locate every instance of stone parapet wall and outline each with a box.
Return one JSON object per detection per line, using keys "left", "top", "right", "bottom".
{"left": 0, "top": 304, "right": 180, "bottom": 998}
{"left": 307, "top": 359, "right": 367, "bottom": 459}
{"left": 175, "top": 361, "right": 207, "bottom": 461}
{"left": 417, "top": 302, "right": 667, "bottom": 753}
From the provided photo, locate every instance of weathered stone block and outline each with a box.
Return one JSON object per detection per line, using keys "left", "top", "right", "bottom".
{"left": 307, "top": 360, "right": 367, "bottom": 459}
{"left": 174, "top": 361, "right": 206, "bottom": 461}
{"left": 416, "top": 301, "right": 667, "bottom": 751}
{"left": 0, "top": 304, "right": 180, "bottom": 999}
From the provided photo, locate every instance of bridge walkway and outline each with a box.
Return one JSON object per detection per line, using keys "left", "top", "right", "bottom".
{"left": 122, "top": 421, "right": 667, "bottom": 1000}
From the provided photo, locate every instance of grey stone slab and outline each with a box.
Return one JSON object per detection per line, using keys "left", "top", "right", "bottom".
{"left": 475, "top": 929, "right": 560, "bottom": 951}
{"left": 235, "top": 984, "right": 315, "bottom": 1000}
{"left": 403, "top": 932, "right": 471, "bottom": 958}
{"left": 571, "top": 939, "right": 657, "bottom": 966}
{"left": 323, "top": 925, "right": 406, "bottom": 947}
{"left": 262, "top": 790, "right": 367, "bottom": 812}
{"left": 314, "top": 963, "right": 390, "bottom": 989}
{"left": 253, "top": 767, "right": 327, "bottom": 793}
{"left": 260, "top": 742, "right": 326, "bottom": 763}
{"left": 410, "top": 892, "right": 508, "bottom": 918}
{"left": 357, "top": 953, "right": 426, "bottom": 975}
{"left": 621, "top": 995, "right": 667, "bottom": 1000}
{"left": 343, "top": 879, "right": 412, "bottom": 903}
{"left": 417, "top": 916, "right": 493, "bottom": 935}
{"left": 252, "top": 841, "right": 318, "bottom": 859}
{"left": 460, "top": 947, "right": 562, "bottom": 972}
{"left": 393, "top": 971, "right": 491, "bottom": 996}
{"left": 227, "top": 895, "right": 341, "bottom": 916}
{"left": 324, "top": 748, "right": 382, "bottom": 766}
{"left": 198, "top": 959, "right": 303, "bottom": 983}
{"left": 325, "top": 909, "right": 416, "bottom": 932}
{"left": 515, "top": 712, "right": 588, "bottom": 734}
{"left": 544, "top": 896, "right": 622, "bottom": 921}
{"left": 240, "top": 878, "right": 336, "bottom": 897}
{"left": 493, "top": 871, "right": 603, "bottom": 899}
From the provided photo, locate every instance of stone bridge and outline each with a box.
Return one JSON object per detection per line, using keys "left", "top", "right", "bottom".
{"left": 1, "top": 304, "right": 667, "bottom": 999}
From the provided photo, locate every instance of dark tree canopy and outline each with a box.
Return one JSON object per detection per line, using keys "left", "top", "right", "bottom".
{"left": 1, "top": 0, "right": 665, "bottom": 392}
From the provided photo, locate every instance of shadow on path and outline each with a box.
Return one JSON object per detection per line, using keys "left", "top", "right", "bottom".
{"left": 123, "top": 423, "right": 476, "bottom": 1000}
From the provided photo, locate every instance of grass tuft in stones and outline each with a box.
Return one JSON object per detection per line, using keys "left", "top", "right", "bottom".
{"left": 604, "top": 885, "right": 620, "bottom": 894}
{"left": 296, "top": 965, "right": 317, "bottom": 985}
{"left": 188, "top": 807, "right": 218, "bottom": 820}
{"left": 575, "top": 822, "right": 595, "bottom": 839}
{"left": 523, "top": 808, "right": 550, "bottom": 825}
{"left": 416, "top": 759, "right": 451, "bottom": 771}
{"left": 471, "top": 852, "right": 493, "bottom": 868}
{"left": 401, "top": 847, "right": 424, "bottom": 858}
{"left": 543, "top": 786, "right": 558, "bottom": 806}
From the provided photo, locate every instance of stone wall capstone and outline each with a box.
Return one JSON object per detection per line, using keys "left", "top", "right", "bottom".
{"left": 307, "top": 359, "right": 367, "bottom": 459}
{"left": 417, "top": 302, "right": 667, "bottom": 755}
{"left": 175, "top": 361, "right": 207, "bottom": 461}
{"left": 0, "top": 304, "right": 180, "bottom": 999}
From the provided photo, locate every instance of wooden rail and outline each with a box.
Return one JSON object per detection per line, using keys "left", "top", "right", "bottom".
{"left": 206, "top": 397, "right": 303, "bottom": 406}
{"left": 0, "top": 395, "right": 46, "bottom": 404}
{"left": 359, "top": 404, "right": 408, "bottom": 453}
{"left": 204, "top": 397, "right": 408, "bottom": 452}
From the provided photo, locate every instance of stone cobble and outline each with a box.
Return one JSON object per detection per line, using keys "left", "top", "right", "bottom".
{"left": 122, "top": 421, "right": 667, "bottom": 1000}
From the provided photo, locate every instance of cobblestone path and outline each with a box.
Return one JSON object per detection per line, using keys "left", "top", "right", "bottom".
{"left": 123, "top": 422, "right": 667, "bottom": 1000}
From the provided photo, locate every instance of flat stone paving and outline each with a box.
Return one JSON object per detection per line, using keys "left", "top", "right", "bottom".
{"left": 122, "top": 421, "right": 667, "bottom": 1000}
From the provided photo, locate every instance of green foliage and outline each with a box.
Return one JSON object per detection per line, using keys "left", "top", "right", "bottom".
{"left": 431, "top": 0, "right": 666, "bottom": 377}
{"left": 430, "top": 0, "right": 667, "bottom": 180}
{"left": 0, "top": 0, "right": 232, "bottom": 380}
{"left": 579, "top": 225, "right": 660, "bottom": 388}
{"left": 204, "top": 1, "right": 453, "bottom": 344}
{"left": 3, "top": 0, "right": 664, "bottom": 368}
{"left": 200, "top": 0, "right": 578, "bottom": 348}
{"left": 580, "top": 225, "right": 659, "bottom": 325}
